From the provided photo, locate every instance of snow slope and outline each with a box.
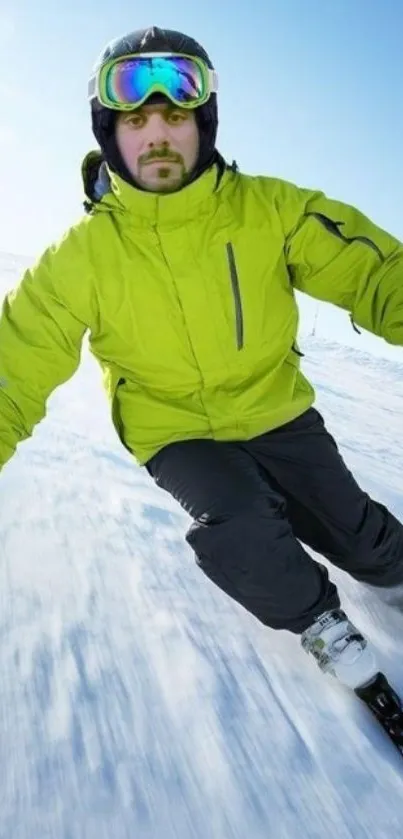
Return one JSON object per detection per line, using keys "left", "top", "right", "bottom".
{"left": 1, "top": 256, "right": 403, "bottom": 838}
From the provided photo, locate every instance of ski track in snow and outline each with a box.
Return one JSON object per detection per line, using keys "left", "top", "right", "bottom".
{"left": 1, "top": 261, "right": 403, "bottom": 836}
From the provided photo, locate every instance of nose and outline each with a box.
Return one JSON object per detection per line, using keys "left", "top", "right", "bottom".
{"left": 146, "top": 114, "right": 170, "bottom": 148}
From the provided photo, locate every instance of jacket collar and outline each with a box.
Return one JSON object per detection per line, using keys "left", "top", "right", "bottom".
{"left": 109, "top": 164, "right": 230, "bottom": 226}
{"left": 83, "top": 152, "right": 232, "bottom": 227}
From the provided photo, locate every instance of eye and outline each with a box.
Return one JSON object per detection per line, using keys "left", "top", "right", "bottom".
{"left": 168, "top": 110, "right": 187, "bottom": 124}
{"left": 124, "top": 113, "right": 145, "bottom": 128}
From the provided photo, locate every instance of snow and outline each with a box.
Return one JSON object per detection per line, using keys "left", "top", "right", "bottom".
{"left": 1, "top": 254, "right": 403, "bottom": 838}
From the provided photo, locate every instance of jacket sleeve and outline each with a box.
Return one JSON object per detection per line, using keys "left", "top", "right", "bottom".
{"left": 0, "top": 232, "right": 93, "bottom": 470}
{"left": 277, "top": 179, "right": 403, "bottom": 345}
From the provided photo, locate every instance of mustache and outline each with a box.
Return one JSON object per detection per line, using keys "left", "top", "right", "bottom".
{"left": 139, "top": 147, "right": 183, "bottom": 165}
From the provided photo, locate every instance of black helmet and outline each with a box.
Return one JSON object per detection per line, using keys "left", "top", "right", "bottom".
{"left": 90, "top": 26, "right": 220, "bottom": 189}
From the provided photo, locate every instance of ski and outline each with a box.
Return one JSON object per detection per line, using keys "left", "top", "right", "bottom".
{"left": 355, "top": 671, "right": 403, "bottom": 757}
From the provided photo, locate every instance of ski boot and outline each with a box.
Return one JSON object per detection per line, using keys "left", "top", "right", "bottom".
{"left": 301, "top": 608, "right": 378, "bottom": 689}
{"left": 301, "top": 608, "right": 403, "bottom": 755}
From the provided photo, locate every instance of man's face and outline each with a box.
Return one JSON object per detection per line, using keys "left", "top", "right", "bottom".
{"left": 115, "top": 102, "right": 200, "bottom": 193}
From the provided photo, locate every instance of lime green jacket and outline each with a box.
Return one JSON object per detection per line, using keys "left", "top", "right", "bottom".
{"left": 0, "top": 157, "right": 402, "bottom": 469}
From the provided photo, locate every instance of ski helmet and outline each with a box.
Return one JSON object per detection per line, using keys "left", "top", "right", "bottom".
{"left": 89, "top": 26, "right": 220, "bottom": 189}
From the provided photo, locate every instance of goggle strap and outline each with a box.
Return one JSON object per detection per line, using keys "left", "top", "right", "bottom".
{"left": 88, "top": 76, "right": 96, "bottom": 101}
{"left": 210, "top": 69, "right": 219, "bottom": 93}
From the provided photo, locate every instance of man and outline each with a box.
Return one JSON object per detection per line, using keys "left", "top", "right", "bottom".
{"left": 1, "top": 26, "right": 403, "bottom": 694}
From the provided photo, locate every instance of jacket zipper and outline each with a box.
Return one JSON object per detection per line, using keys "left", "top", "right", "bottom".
{"left": 226, "top": 242, "right": 244, "bottom": 350}
{"left": 306, "top": 212, "right": 384, "bottom": 261}
{"left": 292, "top": 342, "right": 304, "bottom": 357}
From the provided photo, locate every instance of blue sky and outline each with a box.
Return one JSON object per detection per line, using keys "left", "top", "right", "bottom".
{"left": 0, "top": 0, "right": 402, "bottom": 357}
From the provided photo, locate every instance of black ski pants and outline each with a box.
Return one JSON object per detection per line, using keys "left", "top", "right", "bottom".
{"left": 146, "top": 408, "right": 403, "bottom": 634}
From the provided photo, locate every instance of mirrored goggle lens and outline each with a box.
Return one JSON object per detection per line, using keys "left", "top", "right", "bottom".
{"left": 102, "top": 55, "right": 206, "bottom": 108}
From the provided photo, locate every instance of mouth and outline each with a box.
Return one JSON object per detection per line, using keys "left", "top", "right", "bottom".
{"left": 143, "top": 157, "right": 180, "bottom": 166}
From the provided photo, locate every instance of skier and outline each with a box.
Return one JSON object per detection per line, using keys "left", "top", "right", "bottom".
{"left": 1, "top": 26, "right": 403, "bottom": 700}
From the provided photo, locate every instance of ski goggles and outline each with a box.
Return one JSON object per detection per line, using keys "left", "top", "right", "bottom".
{"left": 88, "top": 52, "right": 218, "bottom": 112}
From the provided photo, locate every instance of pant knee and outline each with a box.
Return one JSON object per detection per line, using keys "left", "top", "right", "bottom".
{"left": 186, "top": 508, "right": 337, "bottom": 632}
{"left": 187, "top": 508, "right": 288, "bottom": 578}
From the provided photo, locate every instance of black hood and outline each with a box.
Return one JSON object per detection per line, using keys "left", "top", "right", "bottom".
{"left": 90, "top": 26, "right": 224, "bottom": 190}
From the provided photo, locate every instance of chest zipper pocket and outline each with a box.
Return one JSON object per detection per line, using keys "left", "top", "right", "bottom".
{"left": 226, "top": 242, "right": 244, "bottom": 350}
